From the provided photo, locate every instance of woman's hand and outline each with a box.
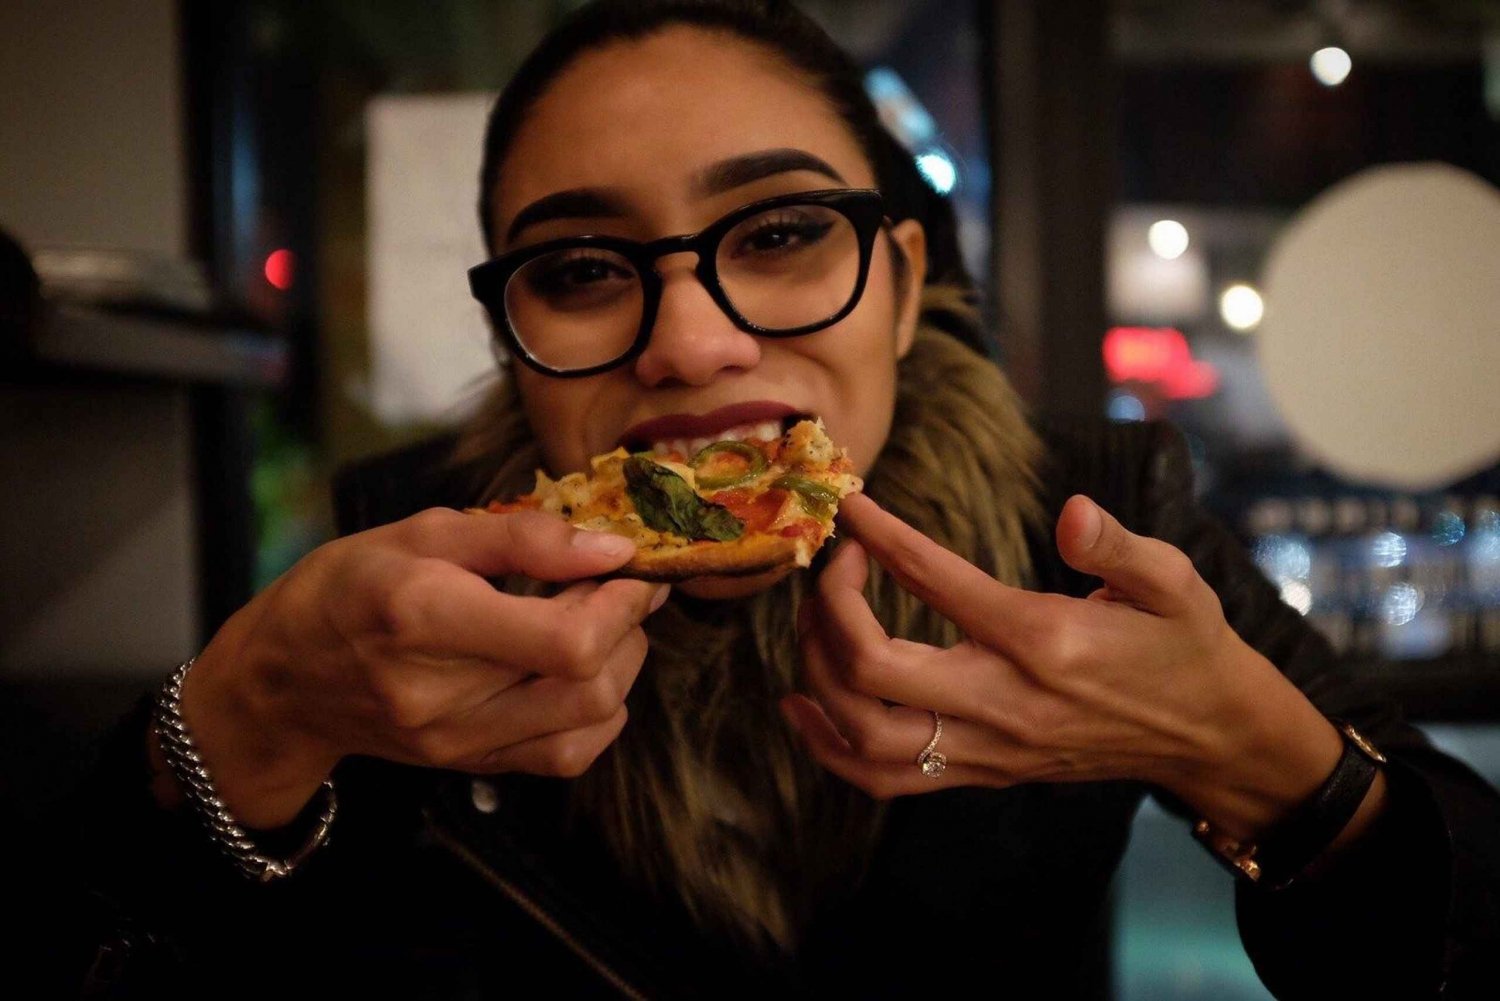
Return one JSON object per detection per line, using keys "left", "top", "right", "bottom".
{"left": 785, "top": 493, "right": 1351, "bottom": 843}
{"left": 166, "top": 508, "right": 667, "bottom": 829}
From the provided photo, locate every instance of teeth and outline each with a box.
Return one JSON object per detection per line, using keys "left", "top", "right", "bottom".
{"left": 649, "top": 419, "right": 784, "bottom": 457}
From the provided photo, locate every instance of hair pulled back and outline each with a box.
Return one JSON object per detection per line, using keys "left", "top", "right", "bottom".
{"left": 476, "top": 0, "right": 986, "bottom": 353}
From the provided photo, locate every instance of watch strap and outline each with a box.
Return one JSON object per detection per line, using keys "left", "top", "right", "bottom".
{"left": 1194, "top": 719, "right": 1386, "bottom": 890}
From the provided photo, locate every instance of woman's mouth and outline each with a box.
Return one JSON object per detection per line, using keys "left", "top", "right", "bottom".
{"left": 648, "top": 419, "right": 786, "bottom": 458}
{"left": 619, "top": 401, "right": 811, "bottom": 455}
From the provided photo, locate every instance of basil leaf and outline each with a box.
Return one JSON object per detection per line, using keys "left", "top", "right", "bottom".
{"left": 694, "top": 504, "right": 746, "bottom": 541}
{"left": 624, "top": 456, "right": 744, "bottom": 541}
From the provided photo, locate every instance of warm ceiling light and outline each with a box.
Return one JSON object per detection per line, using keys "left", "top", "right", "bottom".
{"left": 1220, "top": 283, "right": 1264, "bottom": 332}
{"left": 1311, "top": 46, "right": 1352, "bottom": 87}
{"left": 1147, "top": 219, "right": 1189, "bottom": 260}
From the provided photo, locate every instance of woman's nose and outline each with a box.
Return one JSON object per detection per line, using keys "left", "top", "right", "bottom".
{"left": 632, "top": 264, "right": 761, "bottom": 387}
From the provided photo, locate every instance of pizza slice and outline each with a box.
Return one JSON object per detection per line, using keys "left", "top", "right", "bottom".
{"left": 473, "top": 419, "right": 862, "bottom": 581}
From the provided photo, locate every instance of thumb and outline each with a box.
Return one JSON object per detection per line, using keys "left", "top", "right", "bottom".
{"left": 1055, "top": 494, "right": 1201, "bottom": 616}
{"left": 395, "top": 508, "right": 637, "bottom": 581}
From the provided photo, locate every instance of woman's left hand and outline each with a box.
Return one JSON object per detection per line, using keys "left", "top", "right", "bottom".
{"left": 785, "top": 492, "right": 1347, "bottom": 840}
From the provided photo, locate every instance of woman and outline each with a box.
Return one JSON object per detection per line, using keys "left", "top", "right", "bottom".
{"left": 66, "top": 1, "right": 1500, "bottom": 998}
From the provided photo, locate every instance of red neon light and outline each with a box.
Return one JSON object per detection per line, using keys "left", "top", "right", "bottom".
{"left": 264, "top": 248, "right": 294, "bottom": 291}
{"left": 1103, "top": 326, "right": 1218, "bottom": 400}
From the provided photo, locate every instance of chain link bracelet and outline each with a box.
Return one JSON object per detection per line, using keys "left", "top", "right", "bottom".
{"left": 152, "top": 658, "right": 336, "bottom": 883}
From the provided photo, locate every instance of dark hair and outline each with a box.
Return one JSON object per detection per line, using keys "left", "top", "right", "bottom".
{"left": 476, "top": 0, "right": 985, "bottom": 353}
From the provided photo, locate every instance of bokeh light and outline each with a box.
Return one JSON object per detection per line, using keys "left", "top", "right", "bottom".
{"left": 264, "top": 248, "right": 294, "bottom": 290}
{"left": 1147, "top": 219, "right": 1189, "bottom": 260}
{"left": 915, "top": 151, "right": 957, "bottom": 194}
{"left": 1371, "top": 530, "right": 1408, "bottom": 568}
{"left": 1311, "top": 46, "right": 1352, "bottom": 87}
{"left": 1219, "top": 283, "right": 1264, "bottom": 332}
{"left": 1280, "top": 580, "right": 1314, "bottom": 616}
{"left": 1431, "top": 510, "right": 1465, "bottom": 546}
{"left": 1254, "top": 535, "right": 1312, "bottom": 582}
{"left": 1379, "top": 582, "right": 1423, "bottom": 625}
{"left": 1106, "top": 390, "right": 1146, "bottom": 422}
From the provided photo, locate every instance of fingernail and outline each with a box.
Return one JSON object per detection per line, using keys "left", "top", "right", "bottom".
{"left": 572, "top": 530, "right": 635, "bottom": 557}
{"left": 649, "top": 585, "right": 670, "bottom": 612}
{"left": 1078, "top": 499, "right": 1103, "bottom": 549}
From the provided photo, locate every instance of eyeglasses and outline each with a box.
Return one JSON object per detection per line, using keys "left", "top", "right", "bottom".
{"left": 468, "top": 188, "right": 887, "bottom": 378}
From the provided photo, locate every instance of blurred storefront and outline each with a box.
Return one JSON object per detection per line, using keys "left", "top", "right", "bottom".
{"left": 1100, "top": 3, "right": 1500, "bottom": 997}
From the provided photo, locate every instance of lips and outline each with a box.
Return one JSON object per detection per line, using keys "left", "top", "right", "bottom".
{"left": 619, "top": 401, "right": 807, "bottom": 452}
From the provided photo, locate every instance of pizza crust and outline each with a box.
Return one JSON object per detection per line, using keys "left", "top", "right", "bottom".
{"left": 618, "top": 531, "right": 812, "bottom": 583}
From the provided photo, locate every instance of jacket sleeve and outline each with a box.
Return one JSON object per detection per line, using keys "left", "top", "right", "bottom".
{"left": 51, "top": 694, "right": 344, "bottom": 997}
{"left": 47, "top": 435, "right": 471, "bottom": 997}
{"left": 1139, "top": 420, "right": 1500, "bottom": 1000}
{"left": 52, "top": 694, "right": 213, "bottom": 996}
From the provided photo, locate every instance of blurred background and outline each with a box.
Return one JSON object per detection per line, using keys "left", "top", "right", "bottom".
{"left": 3, "top": 2, "right": 1499, "bottom": 997}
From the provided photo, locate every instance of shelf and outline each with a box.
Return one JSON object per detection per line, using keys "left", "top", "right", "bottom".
{"left": 16, "top": 301, "right": 287, "bottom": 388}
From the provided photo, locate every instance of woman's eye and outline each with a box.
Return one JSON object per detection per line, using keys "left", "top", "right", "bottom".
{"left": 525, "top": 254, "right": 633, "bottom": 296}
{"left": 731, "top": 214, "right": 835, "bottom": 258}
{"left": 546, "top": 259, "right": 621, "bottom": 288}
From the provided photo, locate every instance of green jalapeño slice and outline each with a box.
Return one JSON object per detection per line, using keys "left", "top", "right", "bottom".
{"left": 690, "top": 440, "right": 768, "bottom": 490}
{"left": 772, "top": 474, "right": 840, "bottom": 519}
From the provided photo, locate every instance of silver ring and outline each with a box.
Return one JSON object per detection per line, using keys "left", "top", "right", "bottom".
{"left": 917, "top": 711, "right": 947, "bottom": 778}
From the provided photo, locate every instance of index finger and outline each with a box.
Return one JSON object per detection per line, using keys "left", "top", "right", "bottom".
{"left": 384, "top": 507, "right": 640, "bottom": 581}
{"left": 400, "top": 564, "right": 666, "bottom": 679}
{"left": 835, "top": 493, "right": 1046, "bottom": 654}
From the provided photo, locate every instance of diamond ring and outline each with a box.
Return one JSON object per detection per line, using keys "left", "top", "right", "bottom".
{"left": 917, "top": 711, "right": 946, "bottom": 778}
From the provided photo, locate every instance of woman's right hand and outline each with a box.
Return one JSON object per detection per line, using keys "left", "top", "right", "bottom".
{"left": 164, "top": 508, "right": 666, "bottom": 829}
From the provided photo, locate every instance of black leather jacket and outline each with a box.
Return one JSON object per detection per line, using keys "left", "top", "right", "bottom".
{"left": 48, "top": 419, "right": 1500, "bottom": 999}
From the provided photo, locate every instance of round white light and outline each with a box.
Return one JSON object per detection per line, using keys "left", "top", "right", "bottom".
{"left": 1371, "top": 530, "right": 1408, "bottom": 568}
{"left": 915, "top": 151, "right": 957, "bottom": 195}
{"left": 1219, "top": 283, "right": 1265, "bottom": 332}
{"left": 1147, "top": 219, "right": 1189, "bottom": 260}
{"left": 1280, "top": 580, "right": 1314, "bottom": 616}
{"left": 1379, "top": 582, "right": 1423, "bottom": 625}
{"left": 1310, "top": 46, "right": 1352, "bottom": 87}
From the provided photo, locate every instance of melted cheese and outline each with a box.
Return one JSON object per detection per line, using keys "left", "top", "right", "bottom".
{"left": 782, "top": 419, "right": 837, "bottom": 466}
{"left": 506, "top": 419, "right": 860, "bottom": 546}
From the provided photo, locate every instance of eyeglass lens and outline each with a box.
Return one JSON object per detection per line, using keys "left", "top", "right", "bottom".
{"left": 501, "top": 201, "right": 861, "bottom": 372}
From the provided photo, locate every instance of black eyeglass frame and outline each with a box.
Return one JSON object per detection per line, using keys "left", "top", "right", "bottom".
{"left": 467, "top": 187, "right": 888, "bottom": 378}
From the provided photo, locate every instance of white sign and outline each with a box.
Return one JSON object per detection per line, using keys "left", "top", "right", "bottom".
{"left": 1260, "top": 163, "right": 1500, "bottom": 490}
{"left": 366, "top": 92, "right": 502, "bottom": 425}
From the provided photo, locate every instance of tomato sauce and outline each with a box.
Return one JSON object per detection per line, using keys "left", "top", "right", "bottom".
{"left": 779, "top": 520, "right": 820, "bottom": 540}
{"left": 709, "top": 487, "right": 787, "bottom": 533}
{"left": 485, "top": 496, "right": 541, "bottom": 513}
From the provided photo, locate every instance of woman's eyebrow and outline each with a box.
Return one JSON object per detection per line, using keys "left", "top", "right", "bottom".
{"left": 692, "top": 148, "right": 848, "bottom": 196}
{"left": 503, "top": 149, "right": 847, "bottom": 244}
{"left": 505, "top": 188, "right": 629, "bottom": 243}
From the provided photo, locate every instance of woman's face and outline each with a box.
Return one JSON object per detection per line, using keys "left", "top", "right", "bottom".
{"left": 489, "top": 27, "right": 925, "bottom": 593}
